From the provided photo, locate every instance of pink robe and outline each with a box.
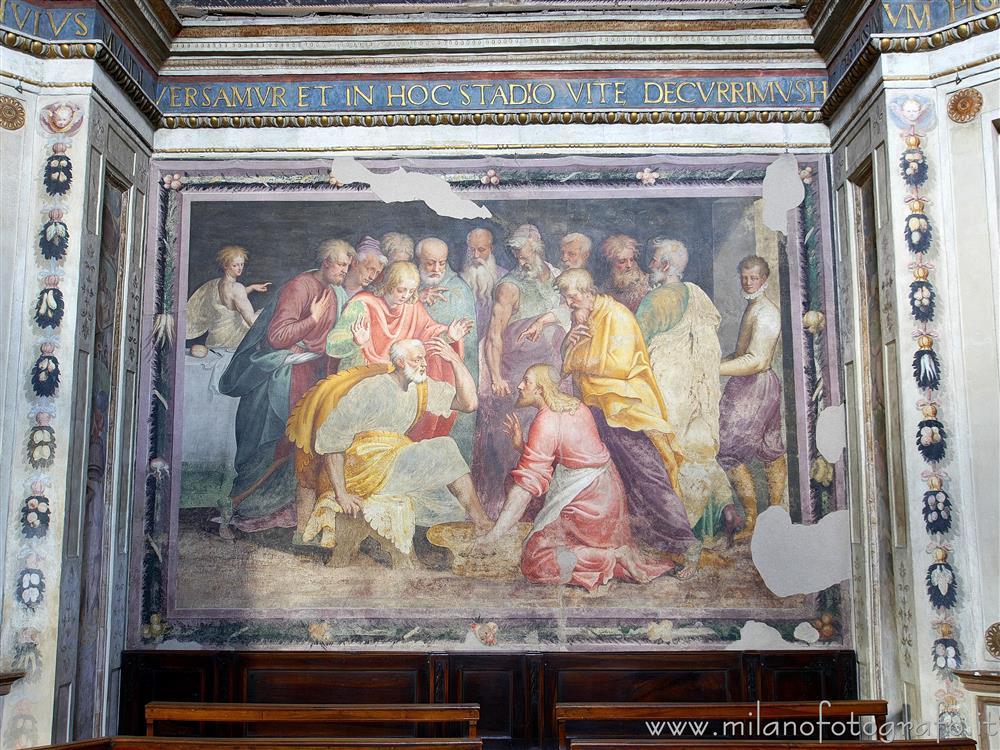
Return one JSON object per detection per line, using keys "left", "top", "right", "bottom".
{"left": 350, "top": 292, "right": 463, "bottom": 441}
{"left": 266, "top": 272, "right": 341, "bottom": 411}
{"left": 511, "top": 404, "right": 672, "bottom": 591}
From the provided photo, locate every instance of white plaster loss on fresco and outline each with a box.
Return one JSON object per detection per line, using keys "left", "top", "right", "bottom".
{"left": 794, "top": 621, "right": 821, "bottom": 644}
{"left": 725, "top": 620, "right": 806, "bottom": 650}
{"left": 751, "top": 506, "right": 851, "bottom": 597}
{"left": 761, "top": 152, "right": 805, "bottom": 234}
{"left": 815, "top": 402, "right": 847, "bottom": 464}
{"left": 329, "top": 156, "right": 492, "bottom": 220}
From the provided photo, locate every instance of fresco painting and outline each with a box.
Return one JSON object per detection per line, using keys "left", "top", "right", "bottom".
{"left": 136, "top": 156, "right": 846, "bottom": 649}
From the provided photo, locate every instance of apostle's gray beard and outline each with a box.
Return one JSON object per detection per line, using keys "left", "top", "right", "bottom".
{"left": 420, "top": 270, "right": 445, "bottom": 287}
{"left": 648, "top": 268, "right": 681, "bottom": 286}
{"left": 512, "top": 253, "right": 546, "bottom": 281}
{"left": 461, "top": 255, "right": 499, "bottom": 303}
{"left": 403, "top": 364, "right": 428, "bottom": 384}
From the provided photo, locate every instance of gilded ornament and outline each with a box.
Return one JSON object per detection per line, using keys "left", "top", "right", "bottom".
{"left": 0, "top": 95, "right": 26, "bottom": 130}
{"left": 986, "top": 622, "right": 1000, "bottom": 658}
{"left": 947, "top": 87, "right": 983, "bottom": 123}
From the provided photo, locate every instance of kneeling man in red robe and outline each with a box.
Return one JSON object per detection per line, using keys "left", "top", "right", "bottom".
{"left": 475, "top": 364, "right": 673, "bottom": 591}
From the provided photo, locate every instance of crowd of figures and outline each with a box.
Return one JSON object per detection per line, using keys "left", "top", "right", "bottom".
{"left": 185, "top": 224, "right": 788, "bottom": 590}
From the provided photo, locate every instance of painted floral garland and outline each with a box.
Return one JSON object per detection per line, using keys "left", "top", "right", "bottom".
{"left": 5, "top": 100, "right": 82, "bottom": 750}
{"left": 892, "top": 94, "right": 966, "bottom": 737}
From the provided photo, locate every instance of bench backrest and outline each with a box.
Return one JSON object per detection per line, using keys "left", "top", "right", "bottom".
{"left": 555, "top": 701, "right": 890, "bottom": 749}
{"left": 556, "top": 700, "right": 888, "bottom": 722}
{"left": 144, "top": 703, "right": 479, "bottom": 738}
{"left": 570, "top": 740, "right": 977, "bottom": 750}
{"left": 43, "top": 738, "right": 483, "bottom": 750}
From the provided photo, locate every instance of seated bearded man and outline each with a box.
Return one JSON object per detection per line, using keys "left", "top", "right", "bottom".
{"left": 286, "top": 338, "right": 490, "bottom": 567}
{"left": 326, "top": 260, "right": 473, "bottom": 445}
{"left": 475, "top": 365, "right": 673, "bottom": 591}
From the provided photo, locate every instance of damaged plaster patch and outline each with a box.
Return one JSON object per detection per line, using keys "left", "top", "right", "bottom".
{"left": 761, "top": 153, "right": 806, "bottom": 233}
{"left": 751, "top": 506, "right": 851, "bottom": 597}
{"left": 794, "top": 621, "right": 821, "bottom": 644}
{"left": 725, "top": 621, "right": 806, "bottom": 650}
{"left": 330, "top": 157, "right": 492, "bottom": 220}
{"left": 815, "top": 402, "right": 847, "bottom": 463}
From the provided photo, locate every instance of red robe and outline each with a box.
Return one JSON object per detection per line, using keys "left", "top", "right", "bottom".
{"left": 266, "top": 272, "right": 342, "bottom": 410}
{"left": 511, "top": 404, "right": 672, "bottom": 591}
{"left": 349, "top": 292, "right": 464, "bottom": 441}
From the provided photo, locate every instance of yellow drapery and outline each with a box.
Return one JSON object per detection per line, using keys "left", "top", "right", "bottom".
{"left": 286, "top": 364, "right": 429, "bottom": 496}
{"left": 562, "top": 294, "right": 685, "bottom": 490}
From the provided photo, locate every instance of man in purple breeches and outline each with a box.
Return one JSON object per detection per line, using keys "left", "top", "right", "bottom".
{"left": 718, "top": 255, "right": 787, "bottom": 541}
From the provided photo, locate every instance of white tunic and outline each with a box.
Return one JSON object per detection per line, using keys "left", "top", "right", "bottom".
{"left": 184, "top": 278, "right": 250, "bottom": 348}
{"left": 314, "top": 373, "right": 467, "bottom": 526}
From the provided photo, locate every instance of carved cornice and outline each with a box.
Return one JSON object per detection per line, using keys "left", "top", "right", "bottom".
{"left": 812, "top": 0, "right": 868, "bottom": 59}
{"left": 160, "top": 48, "right": 816, "bottom": 72}
{"left": 160, "top": 109, "right": 824, "bottom": 128}
{"left": 98, "top": 0, "right": 178, "bottom": 67}
{"left": 821, "top": 12, "right": 1000, "bottom": 120}
{"left": 0, "top": 32, "right": 160, "bottom": 123}
{"left": 168, "top": 0, "right": 808, "bottom": 16}
{"left": 876, "top": 13, "right": 999, "bottom": 52}
{"left": 175, "top": 17, "right": 810, "bottom": 39}
{"left": 954, "top": 669, "right": 1000, "bottom": 693}
{"left": 3, "top": 4, "right": 998, "bottom": 129}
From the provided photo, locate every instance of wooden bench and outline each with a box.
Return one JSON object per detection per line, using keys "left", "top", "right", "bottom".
{"left": 42, "top": 738, "right": 483, "bottom": 750}
{"left": 570, "top": 741, "right": 977, "bottom": 750}
{"left": 556, "top": 701, "right": 890, "bottom": 749}
{"left": 145, "top": 703, "right": 479, "bottom": 739}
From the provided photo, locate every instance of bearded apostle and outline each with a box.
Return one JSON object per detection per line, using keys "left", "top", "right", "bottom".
{"left": 474, "top": 224, "right": 567, "bottom": 518}
{"left": 325, "top": 260, "right": 474, "bottom": 446}
{"left": 287, "top": 338, "right": 490, "bottom": 566}
{"left": 342, "top": 237, "right": 387, "bottom": 299}
{"left": 460, "top": 228, "right": 507, "bottom": 333}
{"left": 414, "top": 237, "right": 479, "bottom": 463}
{"left": 637, "top": 238, "right": 742, "bottom": 547}
{"left": 599, "top": 234, "right": 650, "bottom": 313}
{"left": 718, "top": 255, "right": 787, "bottom": 539}
{"left": 556, "top": 268, "right": 700, "bottom": 576}
{"left": 559, "top": 232, "right": 592, "bottom": 271}
{"left": 218, "top": 239, "right": 353, "bottom": 536}
{"left": 476, "top": 365, "right": 673, "bottom": 591}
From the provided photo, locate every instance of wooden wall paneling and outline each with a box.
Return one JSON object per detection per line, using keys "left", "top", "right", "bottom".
{"left": 236, "top": 652, "right": 431, "bottom": 738}
{"left": 541, "top": 652, "right": 745, "bottom": 747}
{"left": 118, "top": 652, "right": 216, "bottom": 736}
{"left": 754, "top": 651, "right": 858, "bottom": 701}
{"left": 448, "top": 653, "right": 533, "bottom": 749}
{"left": 118, "top": 650, "right": 859, "bottom": 748}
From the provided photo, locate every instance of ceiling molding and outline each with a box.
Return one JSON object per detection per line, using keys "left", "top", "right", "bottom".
{"left": 167, "top": 0, "right": 809, "bottom": 18}
{"left": 160, "top": 108, "right": 825, "bottom": 128}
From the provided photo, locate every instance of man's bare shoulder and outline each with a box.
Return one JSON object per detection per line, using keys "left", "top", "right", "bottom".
{"left": 493, "top": 278, "right": 521, "bottom": 303}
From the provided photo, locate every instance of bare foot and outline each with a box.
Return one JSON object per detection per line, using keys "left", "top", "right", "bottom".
{"left": 672, "top": 564, "right": 697, "bottom": 581}
{"left": 614, "top": 546, "right": 653, "bottom": 584}
{"left": 671, "top": 542, "right": 704, "bottom": 580}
